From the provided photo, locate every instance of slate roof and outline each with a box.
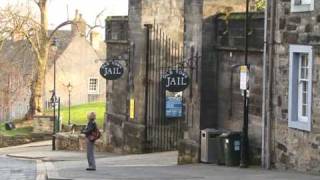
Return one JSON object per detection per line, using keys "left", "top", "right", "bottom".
{"left": 0, "top": 30, "right": 74, "bottom": 77}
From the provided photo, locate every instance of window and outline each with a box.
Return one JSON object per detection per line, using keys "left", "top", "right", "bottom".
{"left": 111, "top": 32, "right": 119, "bottom": 40}
{"left": 291, "top": 0, "right": 314, "bottom": 12}
{"left": 288, "top": 45, "right": 313, "bottom": 131}
{"left": 88, "top": 78, "right": 99, "bottom": 94}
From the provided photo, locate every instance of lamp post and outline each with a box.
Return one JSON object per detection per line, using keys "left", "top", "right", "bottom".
{"left": 51, "top": 37, "right": 58, "bottom": 151}
{"left": 240, "top": 0, "right": 250, "bottom": 168}
{"left": 67, "top": 82, "right": 72, "bottom": 125}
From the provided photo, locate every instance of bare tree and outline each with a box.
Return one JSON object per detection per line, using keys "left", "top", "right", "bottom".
{"left": 0, "top": 0, "right": 104, "bottom": 119}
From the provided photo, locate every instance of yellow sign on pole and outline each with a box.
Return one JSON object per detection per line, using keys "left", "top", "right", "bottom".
{"left": 130, "top": 98, "right": 135, "bottom": 119}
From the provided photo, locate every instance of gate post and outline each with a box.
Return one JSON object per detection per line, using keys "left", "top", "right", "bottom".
{"left": 178, "top": 0, "right": 203, "bottom": 164}
{"left": 144, "top": 24, "right": 152, "bottom": 152}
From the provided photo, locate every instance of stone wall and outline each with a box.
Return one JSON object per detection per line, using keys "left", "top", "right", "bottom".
{"left": 105, "top": 114, "right": 144, "bottom": 154}
{"left": 271, "top": 0, "right": 320, "bottom": 173}
{"left": 55, "top": 133, "right": 105, "bottom": 152}
{"left": 178, "top": 12, "right": 265, "bottom": 164}
{"left": 0, "top": 135, "right": 32, "bottom": 148}
{"left": 0, "top": 118, "right": 52, "bottom": 148}
{"left": 211, "top": 13, "right": 264, "bottom": 164}
{"left": 106, "top": 0, "right": 186, "bottom": 154}
{"left": 32, "top": 116, "right": 54, "bottom": 134}
{"left": 0, "top": 134, "right": 51, "bottom": 148}
{"left": 203, "top": 0, "right": 246, "bottom": 17}
{"left": 142, "top": 0, "right": 184, "bottom": 43}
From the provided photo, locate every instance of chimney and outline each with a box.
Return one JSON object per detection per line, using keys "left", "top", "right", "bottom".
{"left": 90, "top": 31, "right": 101, "bottom": 50}
{"left": 74, "top": 9, "right": 80, "bottom": 21}
{"left": 11, "top": 31, "right": 24, "bottom": 41}
{"left": 71, "top": 10, "right": 86, "bottom": 36}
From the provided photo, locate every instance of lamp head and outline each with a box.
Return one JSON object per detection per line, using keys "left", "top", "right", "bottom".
{"left": 67, "top": 82, "right": 73, "bottom": 92}
{"left": 51, "top": 37, "right": 59, "bottom": 50}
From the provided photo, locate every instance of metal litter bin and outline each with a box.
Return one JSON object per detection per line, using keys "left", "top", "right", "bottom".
{"left": 5, "top": 122, "right": 15, "bottom": 130}
{"left": 200, "top": 129, "right": 224, "bottom": 163}
{"left": 220, "top": 132, "right": 241, "bottom": 166}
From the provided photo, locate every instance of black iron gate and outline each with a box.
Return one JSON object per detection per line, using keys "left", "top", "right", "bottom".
{"left": 144, "top": 24, "right": 187, "bottom": 152}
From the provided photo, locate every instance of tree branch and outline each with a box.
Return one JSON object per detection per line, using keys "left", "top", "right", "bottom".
{"left": 85, "top": 9, "right": 105, "bottom": 37}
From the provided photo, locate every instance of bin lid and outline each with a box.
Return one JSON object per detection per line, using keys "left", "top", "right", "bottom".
{"left": 220, "top": 131, "right": 241, "bottom": 138}
{"left": 201, "top": 128, "right": 227, "bottom": 134}
{"left": 201, "top": 128, "right": 218, "bottom": 132}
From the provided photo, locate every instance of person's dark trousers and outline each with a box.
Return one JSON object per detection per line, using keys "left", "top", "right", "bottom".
{"left": 86, "top": 138, "right": 96, "bottom": 170}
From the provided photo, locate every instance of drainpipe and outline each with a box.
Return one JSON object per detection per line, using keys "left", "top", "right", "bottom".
{"left": 262, "top": 0, "right": 275, "bottom": 169}
{"left": 261, "top": 0, "right": 269, "bottom": 168}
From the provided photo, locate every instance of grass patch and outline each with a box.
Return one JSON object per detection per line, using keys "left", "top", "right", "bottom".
{"left": 57, "top": 102, "right": 106, "bottom": 128}
{"left": 0, "top": 124, "right": 33, "bottom": 137}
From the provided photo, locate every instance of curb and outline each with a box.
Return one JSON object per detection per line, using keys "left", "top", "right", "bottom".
{"left": 7, "top": 154, "right": 71, "bottom": 180}
{"left": 7, "top": 154, "right": 46, "bottom": 160}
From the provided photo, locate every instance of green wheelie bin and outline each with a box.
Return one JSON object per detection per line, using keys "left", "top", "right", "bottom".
{"left": 220, "top": 132, "right": 241, "bottom": 166}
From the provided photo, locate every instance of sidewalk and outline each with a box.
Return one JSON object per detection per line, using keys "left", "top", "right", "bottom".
{"left": 2, "top": 141, "right": 320, "bottom": 180}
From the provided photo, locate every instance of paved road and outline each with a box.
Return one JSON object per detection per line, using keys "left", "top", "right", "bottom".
{"left": 53, "top": 153, "right": 320, "bottom": 180}
{"left": 0, "top": 156, "right": 36, "bottom": 180}
{"left": 1, "top": 141, "right": 320, "bottom": 180}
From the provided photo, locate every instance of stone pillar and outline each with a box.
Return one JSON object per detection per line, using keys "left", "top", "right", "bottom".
{"left": 105, "top": 1, "right": 147, "bottom": 154}
{"left": 178, "top": 0, "right": 203, "bottom": 164}
{"left": 104, "top": 16, "right": 133, "bottom": 153}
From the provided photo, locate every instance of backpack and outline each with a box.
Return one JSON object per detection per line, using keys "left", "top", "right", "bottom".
{"left": 88, "top": 126, "right": 101, "bottom": 141}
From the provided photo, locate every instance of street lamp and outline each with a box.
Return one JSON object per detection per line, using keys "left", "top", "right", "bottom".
{"left": 51, "top": 37, "right": 58, "bottom": 151}
{"left": 67, "top": 82, "right": 73, "bottom": 125}
{"left": 240, "top": 0, "right": 250, "bottom": 168}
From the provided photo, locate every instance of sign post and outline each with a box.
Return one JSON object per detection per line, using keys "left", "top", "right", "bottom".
{"left": 240, "top": 0, "right": 250, "bottom": 168}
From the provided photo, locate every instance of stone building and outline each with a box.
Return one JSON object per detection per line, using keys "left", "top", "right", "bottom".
{"left": 262, "top": 0, "right": 320, "bottom": 173}
{"left": 106, "top": 0, "right": 255, "bottom": 155}
{"left": 104, "top": 0, "right": 320, "bottom": 174}
{"left": 105, "top": 0, "right": 187, "bottom": 154}
{"left": 0, "top": 11, "right": 106, "bottom": 121}
{"left": 43, "top": 31, "right": 106, "bottom": 108}
{"left": 0, "top": 41, "right": 35, "bottom": 121}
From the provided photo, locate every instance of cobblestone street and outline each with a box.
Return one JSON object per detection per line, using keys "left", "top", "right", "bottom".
{"left": 0, "top": 156, "right": 36, "bottom": 180}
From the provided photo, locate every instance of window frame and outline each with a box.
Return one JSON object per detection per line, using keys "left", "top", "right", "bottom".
{"left": 291, "top": 0, "right": 314, "bottom": 12}
{"left": 88, "top": 77, "right": 100, "bottom": 95}
{"left": 288, "top": 44, "right": 313, "bottom": 131}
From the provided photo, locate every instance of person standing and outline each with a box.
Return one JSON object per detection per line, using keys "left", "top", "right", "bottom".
{"left": 82, "top": 112, "right": 97, "bottom": 171}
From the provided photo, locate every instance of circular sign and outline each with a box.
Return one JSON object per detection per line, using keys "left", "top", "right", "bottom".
{"left": 162, "top": 69, "right": 190, "bottom": 92}
{"left": 100, "top": 61, "right": 124, "bottom": 80}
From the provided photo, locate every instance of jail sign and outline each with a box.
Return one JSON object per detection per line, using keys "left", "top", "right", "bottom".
{"left": 100, "top": 61, "right": 124, "bottom": 80}
{"left": 162, "top": 69, "right": 189, "bottom": 92}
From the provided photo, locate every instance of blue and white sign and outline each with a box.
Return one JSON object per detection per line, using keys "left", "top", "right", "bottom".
{"left": 166, "top": 97, "right": 183, "bottom": 118}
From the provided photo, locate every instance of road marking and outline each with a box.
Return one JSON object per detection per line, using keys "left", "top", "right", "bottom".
{"left": 36, "top": 160, "right": 47, "bottom": 180}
